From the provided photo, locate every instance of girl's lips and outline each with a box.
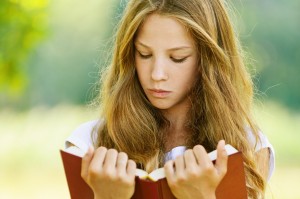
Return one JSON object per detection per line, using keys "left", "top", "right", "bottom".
{"left": 148, "top": 89, "right": 171, "bottom": 98}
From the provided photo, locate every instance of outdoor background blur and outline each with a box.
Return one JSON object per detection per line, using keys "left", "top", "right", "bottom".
{"left": 0, "top": 0, "right": 299, "bottom": 198}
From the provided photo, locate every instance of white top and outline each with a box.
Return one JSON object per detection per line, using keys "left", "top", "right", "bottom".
{"left": 65, "top": 120, "right": 275, "bottom": 181}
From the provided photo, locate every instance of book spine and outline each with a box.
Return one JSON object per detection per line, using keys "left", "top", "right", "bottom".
{"left": 158, "top": 179, "right": 176, "bottom": 199}
{"left": 132, "top": 178, "right": 160, "bottom": 199}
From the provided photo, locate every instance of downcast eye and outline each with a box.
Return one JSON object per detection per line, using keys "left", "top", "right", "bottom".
{"left": 138, "top": 51, "right": 152, "bottom": 59}
{"left": 171, "top": 57, "right": 188, "bottom": 63}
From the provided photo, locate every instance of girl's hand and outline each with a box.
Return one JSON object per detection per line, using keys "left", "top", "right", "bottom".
{"left": 81, "top": 147, "right": 136, "bottom": 199}
{"left": 164, "top": 140, "right": 228, "bottom": 199}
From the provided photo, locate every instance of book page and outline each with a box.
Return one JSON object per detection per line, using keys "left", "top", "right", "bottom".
{"left": 208, "top": 144, "right": 238, "bottom": 161}
{"left": 135, "top": 169, "right": 149, "bottom": 179}
{"left": 135, "top": 168, "right": 165, "bottom": 181}
{"left": 64, "top": 146, "right": 85, "bottom": 157}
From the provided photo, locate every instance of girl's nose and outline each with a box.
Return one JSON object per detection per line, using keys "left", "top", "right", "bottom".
{"left": 151, "top": 58, "right": 168, "bottom": 81}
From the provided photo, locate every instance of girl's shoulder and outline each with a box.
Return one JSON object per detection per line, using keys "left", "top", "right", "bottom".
{"left": 65, "top": 119, "right": 104, "bottom": 153}
{"left": 246, "top": 128, "right": 275, "bottom": 181}
{"left": 246, "top": 128, "right": 274, "bottom": 153}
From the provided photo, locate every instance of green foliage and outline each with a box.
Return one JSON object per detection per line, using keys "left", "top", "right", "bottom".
{"left": 232, "top": 0, "right": 300, "bottom": 109}
{"left": 21, "top": 0, "right": 121, "bottom": 108}
{"left": 0, "top": 0, "right": 48, "bottom": 103}
{"left": 0, "top": 0, "right": 299, "bottom": 110}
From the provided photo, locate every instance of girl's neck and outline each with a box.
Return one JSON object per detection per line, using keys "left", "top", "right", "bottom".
{"left": 161, "top": 103, "right": 190, "bottom": 151}
{"left": 161, "top": 99, "right": 190, "bottom": 129}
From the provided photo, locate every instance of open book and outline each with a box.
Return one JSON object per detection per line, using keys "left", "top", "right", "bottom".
{"left": 60, "top": 145, "right": 247, "bottom": 199}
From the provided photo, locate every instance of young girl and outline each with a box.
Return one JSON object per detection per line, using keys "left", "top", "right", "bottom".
{"left": 65, "top": 0, "right": 275, "bottom": 198}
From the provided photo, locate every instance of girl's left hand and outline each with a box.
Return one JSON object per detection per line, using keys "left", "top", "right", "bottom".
{"left": 164, "top": 140, "right": 228, "bottom": 199}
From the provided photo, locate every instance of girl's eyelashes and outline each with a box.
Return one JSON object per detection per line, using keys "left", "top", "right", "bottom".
{"left": 171, "top": 57, "right": 188, "bottom": 63}
{"left": 137, "top": 50, "right": 189, "bottom": 63}
{"left": 138, "top": 51, "right": 152, "bottom": 59}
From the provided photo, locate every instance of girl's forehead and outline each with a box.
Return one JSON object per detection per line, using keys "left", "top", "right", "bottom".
{"left": 135, "top": 13, "right": 195, "bottom": 48}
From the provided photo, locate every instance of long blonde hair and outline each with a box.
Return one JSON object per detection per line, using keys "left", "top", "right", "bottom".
{"left": 94, "top": 0, "right": 265, "bottom": 198}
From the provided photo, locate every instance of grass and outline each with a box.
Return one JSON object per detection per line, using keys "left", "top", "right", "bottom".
{"left": 0, "top": 101, "right": 299, "bottom": 199}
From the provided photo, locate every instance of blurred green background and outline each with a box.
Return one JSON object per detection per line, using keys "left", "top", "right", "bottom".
{"left": 0, "top": 0, "right": 299, "bottom": 198}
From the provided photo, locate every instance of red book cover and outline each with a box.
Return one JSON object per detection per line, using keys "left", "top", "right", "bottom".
{"left": 60, "top": 146, "right": 247, "bottom": 199}
{"left": 60, "top": 150, "right": 94, "bottom": 199}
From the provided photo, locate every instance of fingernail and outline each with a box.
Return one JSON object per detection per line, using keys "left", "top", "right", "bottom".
{"left": 87, "top": 146, "right": 94, "bottom": 155}
{"left": 220, "top": 140, "right": 225, "bottom": 146}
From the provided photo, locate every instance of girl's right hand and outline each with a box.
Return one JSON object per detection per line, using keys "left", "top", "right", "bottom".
{"left": 164, "top": 140, "right": 228, "bottom": 199}
{"left": 81, "top": 146, "right": 136, "bottom": 199}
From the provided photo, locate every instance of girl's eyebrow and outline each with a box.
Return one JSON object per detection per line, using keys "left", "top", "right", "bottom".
{"left": 135, "top": 40, "right": 192, "bottom": 52}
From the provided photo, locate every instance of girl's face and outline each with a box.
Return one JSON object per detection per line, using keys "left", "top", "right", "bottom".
{"left": 134, "top": 14, "right": 198, "bottom": 112}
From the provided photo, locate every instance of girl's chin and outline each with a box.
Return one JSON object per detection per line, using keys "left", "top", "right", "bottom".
{"left": 149, "top": 101, "right": 172, "bottom": 110}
